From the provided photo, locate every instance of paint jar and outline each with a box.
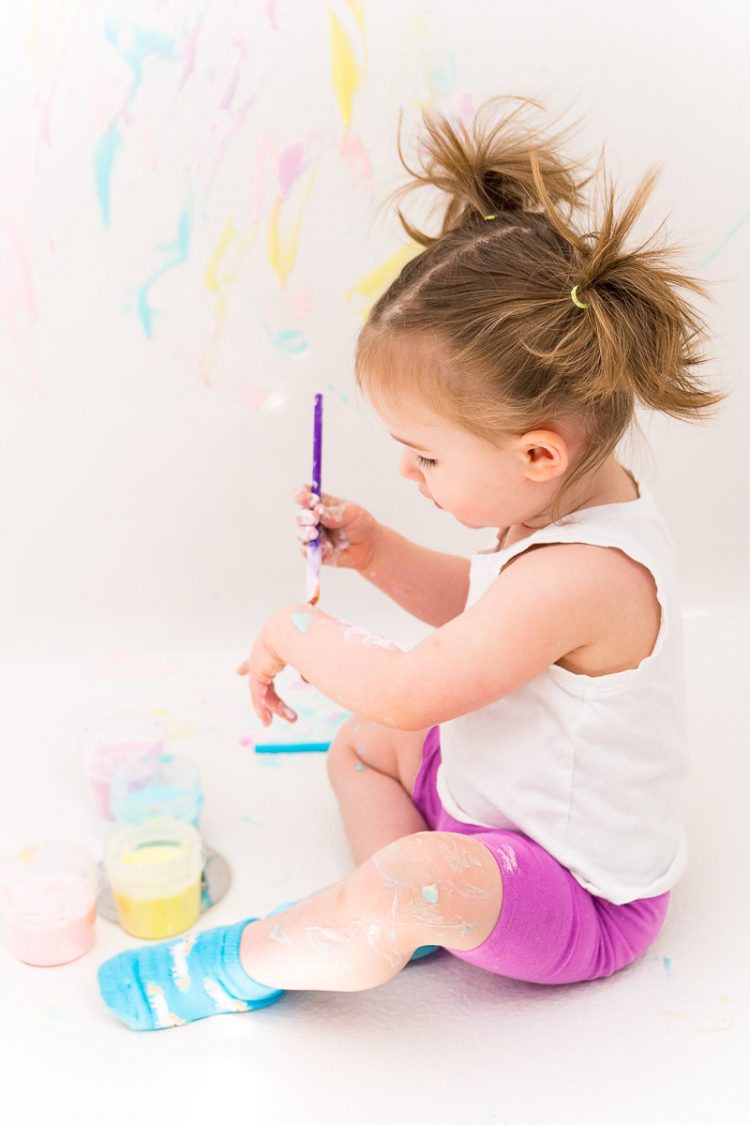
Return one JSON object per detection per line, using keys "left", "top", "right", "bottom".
{"left": 110, "top": 753, "right": 203, "bottom": 830}
{"left": 83, "top": 712, "right": 165, "bottom": 820}
{"left": 0, "top": 842, "right": 98, "bottom": 967}
{"left": 104, "top": 818, "right": 203, "bottom": 940}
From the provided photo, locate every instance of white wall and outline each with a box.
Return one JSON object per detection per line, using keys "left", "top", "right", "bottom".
{"left": 1, "top": 0, "right": 747, "bottom": 656}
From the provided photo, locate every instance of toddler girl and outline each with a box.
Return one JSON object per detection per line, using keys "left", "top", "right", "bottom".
{"left": 98, "top": 95, "right": 725, "bottom": 1030}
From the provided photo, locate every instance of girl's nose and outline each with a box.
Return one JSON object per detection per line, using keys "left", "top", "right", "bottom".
{"left": 398, "top": 450, "right": 423, "bottom": 482}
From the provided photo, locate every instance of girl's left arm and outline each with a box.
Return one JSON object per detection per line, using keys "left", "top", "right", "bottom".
{"left": 237, "top": 603, "right": 409, "bottom": 728}
{"left": 238, "top": 543, "right": 609, "bottom": 731}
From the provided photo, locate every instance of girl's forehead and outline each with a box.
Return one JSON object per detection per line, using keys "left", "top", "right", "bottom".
{"left": 369, "top": 392, "right": 454, "bottom": 436}
{"left": 369, "top": 393, "right": 491, "bottom": 455}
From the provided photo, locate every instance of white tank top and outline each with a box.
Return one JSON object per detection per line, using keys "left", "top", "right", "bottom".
{"left": 435, "top": 476, "right": 689, "bottom": 905}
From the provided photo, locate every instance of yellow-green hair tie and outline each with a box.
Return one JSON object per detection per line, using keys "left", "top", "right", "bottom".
{"left": 570, "top": 284, "right": 588, "bottom": 309}
{"left": 483, "top": 213, "right": 496, "bottom": 220}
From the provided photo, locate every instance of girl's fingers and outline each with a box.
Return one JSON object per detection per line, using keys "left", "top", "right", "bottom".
{"left": 250, "top": 682, "right": 272, "bottom": 726}
{"left": 247, "top": 675, "right": 297, "bottom": 725}
{"left": 292, "top": 486, "right": 320, "bottom": 507}
{"left": 265, "top": 684, "right": 297, "bottom": 723}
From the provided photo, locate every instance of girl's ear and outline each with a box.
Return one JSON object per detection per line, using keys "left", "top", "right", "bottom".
{"left": 517, "top": 430, "right": 569, "bottom": 482}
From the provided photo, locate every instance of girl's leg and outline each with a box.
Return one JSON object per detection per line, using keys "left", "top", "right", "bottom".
{"left": 240, "top": 830, "right": 504, "bottom": 991}
{"left": 326, "top": 718, "right": 430, "bottom": 865}
{"left": 98, "top": 831, "right": 503, "bottom": 1030}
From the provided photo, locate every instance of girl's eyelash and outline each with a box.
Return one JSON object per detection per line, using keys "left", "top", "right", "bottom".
{"left": 416, "top": 454, "right": 436, "bottom": 468}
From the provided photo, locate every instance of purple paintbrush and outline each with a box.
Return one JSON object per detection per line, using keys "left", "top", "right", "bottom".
{"left": 306, "top": 392, "right": 323, "bottom": 605}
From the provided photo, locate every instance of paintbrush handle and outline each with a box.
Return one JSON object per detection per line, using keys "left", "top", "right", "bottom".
{"left": 306, "top": 393, "right": 324, "bottom": 604}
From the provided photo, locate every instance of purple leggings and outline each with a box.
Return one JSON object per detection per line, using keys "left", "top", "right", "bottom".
{"left": 411, "top": 726, "right": 671, "bottom": 985}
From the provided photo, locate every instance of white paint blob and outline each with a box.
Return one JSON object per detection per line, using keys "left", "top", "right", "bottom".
{"left": 342, "top": 625, "right": 399, "bottom": 650}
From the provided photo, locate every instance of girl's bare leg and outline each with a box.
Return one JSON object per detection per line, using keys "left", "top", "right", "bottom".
{"left": 326, "top": 718, "right": 430, "bottom": 865}
{"left": 240, "top": 831, "right": 503, "bottom": 991}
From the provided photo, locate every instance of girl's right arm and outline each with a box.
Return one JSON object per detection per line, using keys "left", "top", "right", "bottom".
{"left": 293, "top": 486, "right": 469, "bottom": 628}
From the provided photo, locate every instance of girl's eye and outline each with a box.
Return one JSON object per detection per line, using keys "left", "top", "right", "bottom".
{"left": 416, "top": 455, "right": 436, "bottom": 469}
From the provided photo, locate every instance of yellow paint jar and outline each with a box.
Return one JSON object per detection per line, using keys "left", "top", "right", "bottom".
{"left": 104, "top": 818, "right": 203, "bottom": 940}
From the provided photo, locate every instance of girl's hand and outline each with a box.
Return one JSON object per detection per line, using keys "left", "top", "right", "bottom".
{"left": 236, "top": 629, "right": 298, "bottom": 728}
{"left": 293, "top": 484, "right": 380, "bottom": 573}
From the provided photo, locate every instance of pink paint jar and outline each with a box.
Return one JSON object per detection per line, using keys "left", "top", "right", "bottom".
{"left": 82, "top": 712, "right": 165, "bottom": 819}
{"left": 0, "top": 842, "right": 99, "bottom": 967}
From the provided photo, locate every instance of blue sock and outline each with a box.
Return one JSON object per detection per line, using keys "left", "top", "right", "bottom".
{"left": 97, "top": 917, "right": 283, "bottom": 1032}
{"left": 408, "top": 944, "right": 440, "bottom": 963}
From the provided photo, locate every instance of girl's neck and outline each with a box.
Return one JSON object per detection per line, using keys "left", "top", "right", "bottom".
{"left": 501, "top": 459, "right": 639, "bottom": 548}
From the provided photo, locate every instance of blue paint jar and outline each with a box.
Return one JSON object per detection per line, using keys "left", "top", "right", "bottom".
{"left": 110, "top": 754, "right": 204, "bottom": 830}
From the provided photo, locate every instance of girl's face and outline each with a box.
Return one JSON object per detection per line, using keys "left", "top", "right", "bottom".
{"left": 370, "top": 394, "right": 576, "bottom": 530}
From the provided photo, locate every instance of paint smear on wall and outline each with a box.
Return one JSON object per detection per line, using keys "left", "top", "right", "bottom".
{"left": 94, "top": 124, "right": 123, "bottom": 227}
{"left": 204, "top": 215, "right": 255, "bottom": 347}
{"left": 268, "top": 168, "right": 316, "bottom": 288}
{"left": 339, "top": 131, "right": 373, "bottom": 194}
{"left": 327, "top": 1, "right": 367, "bottom": 128}
{"left": 137, "top": 200, "right": 192, "bottom": 338}
{"left": 345, "top": 242, "right": 422, "bottom": 320}
{"left": 95, "top": 17, "right": 177, "bottom": 226}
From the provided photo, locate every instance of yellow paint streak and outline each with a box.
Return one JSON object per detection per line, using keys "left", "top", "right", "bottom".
{"left": 267, "top": 170, "right": 316, "bottom": 288}
{"left": 327, "top": 2, "right": 366, "bottom": 128}
{"left": 345, "top": 242, "right": 422, "bottom": 320}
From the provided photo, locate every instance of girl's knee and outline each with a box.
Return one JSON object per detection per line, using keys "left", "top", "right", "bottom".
{"left": 364, "top": 831, "right": 504, "bottom": 952}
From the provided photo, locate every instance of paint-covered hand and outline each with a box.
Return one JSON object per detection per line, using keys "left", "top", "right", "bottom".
{"left": 236, "top": 630, "right": 297, "bottom": 728}
{"left": 293, "top": 484, "right": 379, "bottom": 573}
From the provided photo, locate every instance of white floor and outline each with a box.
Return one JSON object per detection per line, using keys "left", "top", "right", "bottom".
{"left": 1, "top": 604, "right": 747, "bottom": 1125}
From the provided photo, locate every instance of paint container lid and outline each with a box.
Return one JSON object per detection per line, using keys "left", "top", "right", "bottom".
{"left": 104, "top": 818, "right": 203, "bottom": 897}
{"left": 82, "top": 712, "right": 166, "bottom": 782}
{"left": 0, "top": 842, "right": 99, "bottom": 928}
{"left": 110, "top": 753, "right": 204, "bottom": 827}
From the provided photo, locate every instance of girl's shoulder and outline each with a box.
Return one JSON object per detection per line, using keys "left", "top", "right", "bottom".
{"left": 500, "top": 540, "right": 662, "bottom": 678}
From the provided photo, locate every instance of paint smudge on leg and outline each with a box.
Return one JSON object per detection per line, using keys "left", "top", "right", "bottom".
{"left": 291, "top": 612, "right": 313, "bottom": 634}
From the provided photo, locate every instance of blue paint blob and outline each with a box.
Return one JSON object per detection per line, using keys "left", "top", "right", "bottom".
{"left": 273, "top": 328, "right": 310, "bottom": 355}
{"left": 354, "top": 761, "right": 366, "bottom": 772}
{"left": 291, "top": 612, "right": 312, "bottom": 634}
{"left": 421, "top": 883, "right": 439, "bottom": 904}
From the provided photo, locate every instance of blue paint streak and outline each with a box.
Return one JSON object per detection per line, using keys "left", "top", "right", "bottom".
{"left": 96, "top": 18, "right": 176, "bottom": 227}
{"left": 94, "top": 125, "right": 123, "bottom": 227}
{"left": 137, "top": 202, "right": 192, "bottom": 338}
{"left": 698, "top": 208, "right": 750, "bottom": 268}
{"left": 104, "top": 17, "right": 176, "bottom": 97}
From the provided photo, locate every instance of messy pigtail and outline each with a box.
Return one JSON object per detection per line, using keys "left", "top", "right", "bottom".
{"left": 357, "top": 94, "right": 727, "bottom": 523}
{"left": 382, "top": 94, "right": 597, "bottom": 242}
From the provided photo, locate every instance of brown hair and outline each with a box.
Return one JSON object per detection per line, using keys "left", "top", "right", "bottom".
{"left": 354, "top": 95, "right": 727, "bottom": 522}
